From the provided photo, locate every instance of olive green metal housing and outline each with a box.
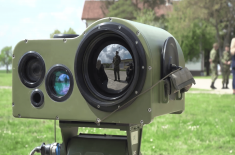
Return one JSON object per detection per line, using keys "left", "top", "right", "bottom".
{"left": 12, "top": 17, "right": 185, "bottom": 125}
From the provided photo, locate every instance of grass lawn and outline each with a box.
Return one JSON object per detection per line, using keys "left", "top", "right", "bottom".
{"left": 194, "top": 75, "right": 233, "bottom": 79}
{"left": 0, "top": 70, "right": 12, "bottom": 86}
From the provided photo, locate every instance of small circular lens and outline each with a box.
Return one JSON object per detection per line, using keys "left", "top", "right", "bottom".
{"left": 18, "top": 51, "right": 45, "bottom": 88}
{"left": 46, "top": 65, "right": 73, "bottom": 102}
{"left": 51, "top": 70, "right": 70, "bottom": 97}
{"left": 30, "top": 89, "right": 44, "bottom": 108}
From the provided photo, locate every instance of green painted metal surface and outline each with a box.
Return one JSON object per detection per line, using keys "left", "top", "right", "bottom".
{"left": 12, "top": 17, "right": 185, "bottom": 125}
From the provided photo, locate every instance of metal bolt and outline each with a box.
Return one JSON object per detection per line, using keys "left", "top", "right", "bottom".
{"left": 135, "top": 41, "right": 138, "bottom": 44}
{"left": 56, "top": 116, "right": 59, "bottom": 120}
{"left": 135, "top": 91, "right": 138, "bottom": 94}
{"left": 18, "top": 114, "right": 21, "bottom": 118}
{"left": 12, "top": 103, "right": 14, "bottom": 107}
{"left": 25, "top": 39, "right": 28, "bottom": 43}
{"left": 97, "top": 105, "right": 100, "bottom": 108}
{"left": 96, "top": 118, "right": 101, "bottom": 123}
{"left": 136, "top": 30, "right": 140, "bottom": 36}
{"left": 142, "top": 66, "right": 144, "bottom": 69}
{"left": 63, "top": 38, "right": 66, "bottom": 43}
{"left": 148, "top": 66, "right": 152, "bottom": 70}
{"left": 109, "top": 17, "right": 112, "bottom": 22}
{"left": 118, "top": 26, "right": 121, "bottom": 29}
{"left": 12, "top": 54, "right": 15, "bottom": 59}
{"left": 140, "top": 120, "right": 144, "bottom": 124}
{"left": 148, "top": 108, "right": 151, "bottom": 112}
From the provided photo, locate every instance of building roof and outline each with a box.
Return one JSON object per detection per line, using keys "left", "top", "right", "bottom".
{"left": 81, "top": 0, "right": 106, "bottom": 20}
{"left": 82, "top": 0, "right": 174, "bottom": 20}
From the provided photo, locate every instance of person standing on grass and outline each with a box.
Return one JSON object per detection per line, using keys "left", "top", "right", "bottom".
{"left": 209, "top": 43, "right": 220, "bottom": 89}
{"left": 230, "top": 38, "right": 235, "bottom": 94}
{"left": 113, "top": 51, "right": 121, "bottom": 82}
{"left": 221, "top": 44, "right": 231, "bottom": 89}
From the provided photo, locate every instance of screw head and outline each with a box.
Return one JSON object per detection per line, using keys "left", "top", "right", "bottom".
{"left": 25, "top": 39, "right": 28, "bottom": 43}
{"left": 97, "top": 105, "right": 100, "bottom": 108}
{"left": 148, "top": 108, "right": 151, "bottom": 112}
{"left": 18, "top": 114, "right": 21, "bottom": 118}
{"left": 140, "top": 120, "right": 144, "bottom": 124}
{"left": 109, "top": 17, "right": 112, "bottom": 22}
{"left": 136, "top": 30, "right": 140, "bottom": 36}
{"left": 63, "top": 38, "right": 67, "bottom": 43}
{"left": 96, "top": 118, "right": 101, "bottom": 123}
{"left": 12, "top": 103, "right": 14, "bottom": 107}
{"left": 148, "top": 66, "right": 152, "bottom": 70}
{"left": 135, "top": 91, "right": 138, "bottom": 94}
{"left": 12, "top": 54, "right": 15, "bottom": 59}
{"left": 142, "top": 66, "right": 144, "bottom": 69}
{"left": 56, "top": 116, "right": 59, "bottom": 120}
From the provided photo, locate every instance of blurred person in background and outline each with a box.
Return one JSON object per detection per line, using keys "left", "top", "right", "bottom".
{"left": 230, "top": 38, "right": 235, "bottom": 94}
{"left": 209, "top": 43, "right": 220, "bottom": 89}
{"left": 221, "top": 44, "right": 231, "bottom": 89}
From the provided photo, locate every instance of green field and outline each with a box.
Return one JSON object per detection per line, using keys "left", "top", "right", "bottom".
{"left": 0, "top": 72, "right": 235, "bottom": 154}
{"left": 0, "top": 70, "right": 12, "bottom": 86}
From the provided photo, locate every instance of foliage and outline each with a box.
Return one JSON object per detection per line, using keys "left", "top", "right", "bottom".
{"left": 50, "top": 29, "right": 61, "bottom": 38}
{"left": 0, "top": 46, "right": 12, "bottom": 73}
{"left": 135, "top": 9, "right": 166, "bottom": 28}
{"left": 50, "top": 28, "right": 76, "bottom": 38}
{"left": 166, "top": 1, "right": 216, "bottom": 62}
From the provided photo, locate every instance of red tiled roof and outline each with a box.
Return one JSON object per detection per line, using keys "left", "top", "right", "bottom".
{"left": 82, "top": 0, "right": 174, "bottom": 20}
{"left": 81, "top": 1, "right": 106, "bottom": 20}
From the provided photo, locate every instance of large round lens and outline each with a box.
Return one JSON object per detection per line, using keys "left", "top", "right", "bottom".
{"left": 51, "top": 70, "right": 70, "bottom": 97}
{"left": 18, "top": 51, "right": 45, "bottom": 88}
{"left": 96, "top": 44, "right": 133, "bottom": 92}
{"left": 46, "top": 64, "right": 73, "bottom": 102}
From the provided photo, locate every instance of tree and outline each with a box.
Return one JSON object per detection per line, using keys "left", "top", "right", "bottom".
{"left": 50, "top": 28, "right": 77, "bottom": 38}
{"left": 50, "top": 29, "right": 61, "bottom": 38}
{"left": 0, "top": 46, "right": 12, "bottom": 73}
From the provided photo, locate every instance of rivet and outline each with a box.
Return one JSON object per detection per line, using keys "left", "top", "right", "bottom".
{"left": 109, "top": 17, "right": 112, "bottom": 22}
{"left": 148, "top": 108, "right": 151, "bottom": 112}
{"left": 18, "top": 114, "right": 21, "bottom": 118}
{"left": 140, "top": 120, "right": 144, "bottom": 124}
{"left": 12, "top": 54, "right": 15, "bottom": 59}
{"left": 148, "top": 66, "right": 152, "bottom": 70}
{"left": 97, "top": 105, "right": 100, "bottom": 108}
{"left": 96, "top": 118, "right": 101, "bottom": 123}
{"left": 142, "top": 66, "right": 144, "bottom": 69}
{"left": 63, "top": 38, "right": 67, "bottom": 43}
{"left": 135, "top": 41, "right": 138, "bottom": 44}
{"left": 25, "top": 39, "right": 28, "bottom": 43}
{"left": 12, "top": 103, "right": 14, "bottom": 107}
{"left": 56, "top": 116, "right": 59, "bottom": 120}
{"left": 84, "top": 32, "right": 86, "bottom": 35}
{"left": 135, "top": 91, "right": 138, "bottom": 94}
{"left": 136, "top": 30, "right": 140, "bottom": 36}
{"left": 118, "top": 26, "right": 121, "bottom": 29}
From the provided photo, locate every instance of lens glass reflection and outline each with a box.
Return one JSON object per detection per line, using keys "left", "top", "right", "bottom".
{"left": 51, "top": 70, "right": 70, "bottom": 97}
{"left": 96, "top": 44, "right": 133, "bottom": 92}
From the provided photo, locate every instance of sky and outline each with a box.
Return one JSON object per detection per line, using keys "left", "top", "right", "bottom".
{"left": 0, "top": 0, "right": 86, "bottom": 69}
{"left": 98, "top": 44, "right": 132, "bottom": 63}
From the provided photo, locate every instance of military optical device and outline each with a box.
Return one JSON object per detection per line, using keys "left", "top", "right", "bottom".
{"left": 12, "top": 17, "right": 195, "bottom": 155}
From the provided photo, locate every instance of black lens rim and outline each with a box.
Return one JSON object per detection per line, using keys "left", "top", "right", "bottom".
{"left": 74, "top": 22, "right": 147, "bottom": 112}
{"left": 30, "top": 89, "right": 44, "bottom": 108}
{"left": 45, "top": 64, "right": 74, "bottom": 102}
{"left": 18, "top": 51, "right": 45, "bottom": 88}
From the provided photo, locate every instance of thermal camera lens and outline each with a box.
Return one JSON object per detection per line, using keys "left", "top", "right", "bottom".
{"left": 18, "top": 51, "right": 45, "bottom": 88}
{"left": 45, "top": 65, "right": 73, "bottom": 102}
{"left": 51, "top": 70, "right": 70, "bottom": 97}
{"left": 26, "top": 58, "right": 43, "bottom": 82}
